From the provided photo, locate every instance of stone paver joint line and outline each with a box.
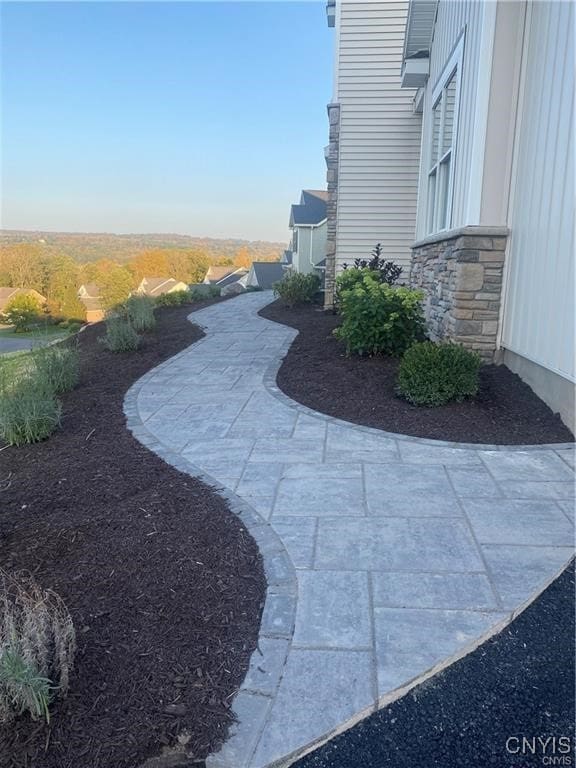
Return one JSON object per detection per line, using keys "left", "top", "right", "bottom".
{"left": 123, "top": 292, "right": 575, "bottom": 768}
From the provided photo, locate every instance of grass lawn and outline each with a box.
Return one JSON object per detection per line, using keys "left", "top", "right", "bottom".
{"left": 0, "top": 324, "right": 69, "bottom": 342}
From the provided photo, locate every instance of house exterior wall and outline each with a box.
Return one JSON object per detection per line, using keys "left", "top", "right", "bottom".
{"left": 500, "top": 0, "right": 575, "bottom": 399}
{"left": 329, "top": 0, "right": 422, "bottom": 287}
{"left": 408, "top": 0, "right": 574, "bottom": 426}
{"left": 410, "top": 225, "right": 508, "bottom": 361}
{"left": 415, "top": 0, "right": 488, "bottom": 238}
{"left": 292, "top": 224, "right": 327, "bottom": 275}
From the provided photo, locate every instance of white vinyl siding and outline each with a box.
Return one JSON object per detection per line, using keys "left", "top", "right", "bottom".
{"left": 501, "top": 0, "right": 575, "bottom": 382}
{"left": 415, "top": 0, "right": 486, "bottom": 238}
{"left": 335, "top": 0, "right": 421, "bottom": 271}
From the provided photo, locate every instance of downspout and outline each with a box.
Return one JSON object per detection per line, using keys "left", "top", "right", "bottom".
{"left": 308, "top": 220, "right": 327, "bottom": 270}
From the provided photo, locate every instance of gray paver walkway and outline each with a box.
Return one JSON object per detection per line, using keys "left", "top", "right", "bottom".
{"left": 124, "top": 291, "right": 575, "bottom": 768}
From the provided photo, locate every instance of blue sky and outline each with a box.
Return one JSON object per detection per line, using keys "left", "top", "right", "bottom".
{"left": 1, "top": 1, "right": 334, "bottom": 242}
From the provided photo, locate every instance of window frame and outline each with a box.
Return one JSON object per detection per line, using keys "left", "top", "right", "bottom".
{"left": 427, "top": 33, "right": 465, "bottom": 234}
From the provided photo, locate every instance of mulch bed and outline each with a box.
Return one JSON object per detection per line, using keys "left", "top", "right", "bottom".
{"left": 259, "top": 300, "right": 574, "bottom": 445}
{"left": 0, "top": 298, "right": 266, "bottom": 768}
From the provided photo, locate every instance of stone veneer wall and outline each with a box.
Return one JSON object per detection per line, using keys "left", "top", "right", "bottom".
{"left": 324, "top": 103, "right": 340, "bottom": 309}
{"left": 409, "top": 227, "right": 509, "bottom": 361}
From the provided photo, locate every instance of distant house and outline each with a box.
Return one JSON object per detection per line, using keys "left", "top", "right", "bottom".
{"left": 203, "top": 266, "right": 248, "bottom": 288}
{"left": 280, "top": 250, "right": 293, "bottom": 267}
{"left": 136, "top": 277, "right": 189, "bottom": 297}
{"left": 77, "top": 283, "right": 104, "bottom": 323}
{"left": 0, "top": 287, "right": 46, "bottom": 314}
{"left": 288, "top": 190, "right": 327, "bottom": 276}
{"left": 244, "top": 262, "right": 285, "bottom": 290}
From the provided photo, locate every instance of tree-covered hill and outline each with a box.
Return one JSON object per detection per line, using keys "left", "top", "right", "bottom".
{"left": 0, "top": 230, "right": 286, "bottom": 264}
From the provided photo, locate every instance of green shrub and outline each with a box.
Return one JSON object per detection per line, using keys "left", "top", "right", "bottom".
{"left": 100, "top": 315, "right": 141, "bottom": 352}
{"left": 334, "top": 273, "right": 425, "bottom": 356}
{"left": 0, "top": 294, "right": 44, "bottom": 333}
{"left": 155, "top": 290, "right": 193, "bottom": 307}
{"left": 397, "top": 341, "right": 482, "bottom": 406}
{"left": 208, "top": 286, "right": 221, "bottom": 298}
{"left": 67, "top": 322, "right": 82, "bottom": 334}
{"left": 0, "top": 377, "right": 62, "bottom": 446}
{"left": 124, "top": 295, "right": 156, "bottom": 331}
{"left": 342, "top": 244, "right": 403, "bottom": 286}
{"left": 0, "top": 569, "right": 76, "bottom": 723}
{"left": 32, "top": 344, "right": 80, "bottom": 394}
{"left": 273, "top": 272, "right": 320, "bottom": 308}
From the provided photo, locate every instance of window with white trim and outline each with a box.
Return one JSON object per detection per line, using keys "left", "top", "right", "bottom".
{"left": 427, "top": 37, "right": 463, "bottom": 233}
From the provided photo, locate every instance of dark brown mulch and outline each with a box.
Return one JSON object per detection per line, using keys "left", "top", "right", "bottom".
{"left": 0, "top": 299, "right": 266, "bottom": 768}
{"left": 259, "top": 300, "right": 574, "bottom": 445}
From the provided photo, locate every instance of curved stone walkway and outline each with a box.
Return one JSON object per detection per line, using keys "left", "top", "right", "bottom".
{"left": 124, "top": 292, "right": 575, "bottom": 768}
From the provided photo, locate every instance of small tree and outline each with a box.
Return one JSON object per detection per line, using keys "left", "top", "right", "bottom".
{"left": 1, "top": 294, "right": 43, "bottom": 332}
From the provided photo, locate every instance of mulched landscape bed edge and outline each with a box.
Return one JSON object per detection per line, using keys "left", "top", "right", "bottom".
{"left": 258, "top": 300, "right": 574, "bottom": 446}
{"left": 0, "top": 297, "right": 267, "bottom": 768}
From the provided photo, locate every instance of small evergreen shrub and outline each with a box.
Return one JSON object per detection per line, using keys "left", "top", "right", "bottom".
{"left": 32, "top": 344, "right": 80, "bottom": 394}
{"left": 397, "top": 341, "right": 482, "bottom": 406}
{"left": 155, "top": 290, "right": 193, "bottom": 307}
{"left": 273, "top": 272, "right": 320, "bottom": 308}
{"left": 124, "top": 295, "right": 156, "bottom": 330}
{"left": 0, "top": 376, "right": 62, "bottom": 446}
{"left": 334, "top": 273, "right": 425, "bottom": 356}
{"left": 208, "top": 286, "right": 221, "bottom": 298}
{"left": 0, "top": 569, "right": 76, "bottom": 723}
{"left": 100, "top": 315, "right": 140, "bottom": 352}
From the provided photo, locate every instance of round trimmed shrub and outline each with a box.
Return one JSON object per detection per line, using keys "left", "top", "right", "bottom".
{"left": 397, "top": 341, "right": 482, "bottom": 406}
{"left": 273, "top": 273, "right": 320, "bottom": 308}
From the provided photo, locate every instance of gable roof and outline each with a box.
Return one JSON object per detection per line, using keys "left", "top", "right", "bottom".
{"left": 78, "top": 282, "right": 100, "bottom": 298}
{"left": 204, "top": 266, "right": 248, "bottom": 286}
{"left": 139, "top": 277, "right": 187, "bottom": 296}
{"left": 281, "top": 250, "right": 293, "bottom": 265}
{"left": 0, "top": 287, "right": 46, "bottom": 312}
{"left": 250, "top": 262, "right": 285, "bottom": 289}
{"left": 290, "top": 189, "right": 328, "bottom": 227}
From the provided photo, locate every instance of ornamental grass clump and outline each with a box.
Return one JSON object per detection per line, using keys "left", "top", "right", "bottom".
{"left": 100, "top": 314, "right": 141, "bottom": 352}
{"left": 32, "top": 343, "right": 80, "bottom": 395}
{"left": 334, "top": 272, "right": 425, "bottom": 356}
{"left": 0, "top": 569, "right": 76, "bottom": 724}
{"left": 123, "top": 295, "right": 156, "bottom": 331}
{"left": 273, "top": 272, "right": 320, "bottom": 308}
{"left": 0, "top": 362, "right": 62, "bottom": 446}
{"left": 397, "top": 341, "right": 482, "bottom": 406}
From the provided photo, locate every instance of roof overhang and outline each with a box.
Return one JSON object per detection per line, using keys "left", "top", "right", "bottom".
{"left": 401, "top": 0, "right": 437, "bottom": 89}
{"left": 326, "top": 0, "right": 335, "bottom": 28}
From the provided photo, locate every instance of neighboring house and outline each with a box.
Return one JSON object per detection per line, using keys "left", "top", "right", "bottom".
{"left": 280, "top": 249, "right": 293, "bottom": 268}
{"left": 203, "top": 266, "right": 248, "bottom": 288}
{"left": 288, "top": 190, "right": 328, "bottom": 276}
{"left": 244, "top": 262, "right": 285, "bottom": 290}
{"left": 137, "top": 277, "right": 188, "bottom": 297}
{"left": 324, "top": 0, "right": 422, "bottom": 305}
{"left": 0, "top": 287, "right": 46, "bottom": 315}
{"left": 325, "top": 0, "right": 574, "bottom": 427}
{"left": 77, "top": 283, "right": 104, "bottom": 323}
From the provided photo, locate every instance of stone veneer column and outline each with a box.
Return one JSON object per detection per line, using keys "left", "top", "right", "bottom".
{"left": 324, "top": 103, "right": 340, "bottom": 310}
{"left": 409, "top": 227, "right": 509, "bottom": 362}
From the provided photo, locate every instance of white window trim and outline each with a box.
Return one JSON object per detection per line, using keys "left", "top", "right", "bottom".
{"left": 427, "top": 32, "right": 465, "bottom": 234}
